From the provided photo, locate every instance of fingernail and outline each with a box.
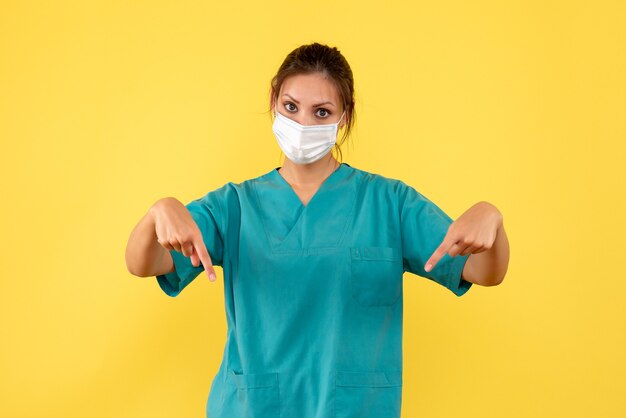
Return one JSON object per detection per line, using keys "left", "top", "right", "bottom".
{"left": 210, "top": 273, "right": 216, "bottom": 281}
{"left": 425, "top": 264, "right": 432, "bottom": 272}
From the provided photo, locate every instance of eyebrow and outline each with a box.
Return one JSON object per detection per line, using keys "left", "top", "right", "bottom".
{"left": 282, "top": 93, "right": 336, "bottom": 108}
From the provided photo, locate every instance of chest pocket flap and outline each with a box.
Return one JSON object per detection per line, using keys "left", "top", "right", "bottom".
{"left": 350, "top": 247, "right": 403, "bottom": 307}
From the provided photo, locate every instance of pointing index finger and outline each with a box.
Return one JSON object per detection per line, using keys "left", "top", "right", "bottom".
{"left": 425, "top": 237, "right": 454, "bottom": 273}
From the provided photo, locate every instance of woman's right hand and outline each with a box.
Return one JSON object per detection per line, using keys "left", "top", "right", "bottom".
{"left": 149, "top": 197, "right": 217, "bottom": 281}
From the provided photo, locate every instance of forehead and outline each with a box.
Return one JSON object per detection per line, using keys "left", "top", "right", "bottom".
{"left": 279, "top": 73, "right": 341, "bottom": 103}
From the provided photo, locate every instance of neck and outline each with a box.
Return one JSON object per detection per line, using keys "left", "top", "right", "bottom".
{"left": 278, "top": 153, "right": 340, "bottom": 187}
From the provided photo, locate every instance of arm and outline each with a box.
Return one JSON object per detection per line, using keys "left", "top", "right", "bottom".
{"left": 424, "top": 201, "right": 510, "bottom": 288}
{"left": 462, "top": 221, "right": 509, "bottom": 286}
{"left": 125, "top": 198, "right": 175, "bottom": 277}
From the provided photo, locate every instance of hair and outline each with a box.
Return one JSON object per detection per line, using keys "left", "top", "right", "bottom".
{"left": 268, "top": 42, "right": 356, "bottom": 164}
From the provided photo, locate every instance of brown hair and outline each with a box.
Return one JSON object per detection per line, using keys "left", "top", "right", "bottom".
{"left": 268, "top": 42, "right": 356, "bottom": 163}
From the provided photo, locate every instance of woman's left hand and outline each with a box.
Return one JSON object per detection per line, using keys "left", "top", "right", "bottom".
{"left": 424, "top": 201, "right": 503, "bottom": 272}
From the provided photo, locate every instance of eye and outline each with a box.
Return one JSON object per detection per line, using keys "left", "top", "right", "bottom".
{"left": 316, "top": 108, "right": 331, "bottom": 118}
{"left": 284, "top": 102, "right": 297, "bottom": 112}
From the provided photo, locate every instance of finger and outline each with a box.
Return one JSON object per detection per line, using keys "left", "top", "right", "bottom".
{"left": 450, "top": 240, "right": 472, "bottom": 257}
{"left": 193, "top": 237, "right": 217, "bottom": 282}
{"left": 169, "top": 238, "right": 183, "bottom": 253}
{"left": 157, "top": 238, "right": 174, "bottom": 251}
{"left": 181, "top": 241, "right": 194, "bottom": 258}
{"left": 425, "top": 237, "right": 455, "bottom": 272}
{"left": 190, "top": 249, "right": 200, "bottom": 267}
{"left": 460, "top": 242, "right": 480, "bottom": 256}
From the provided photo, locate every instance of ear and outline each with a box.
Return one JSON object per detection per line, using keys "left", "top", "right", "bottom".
{"left": 343, "top": 100, "right": 354, "bottom": 127}
{"left": 270, "top": 92, "right": 278, "bottom": 115}
{"left": 340, "top": 107, "right": 351, "bottom": 129}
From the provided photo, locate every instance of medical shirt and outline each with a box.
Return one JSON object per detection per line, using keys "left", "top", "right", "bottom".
{"left": 156, "top": 162, "right": 472, "bottom": 418}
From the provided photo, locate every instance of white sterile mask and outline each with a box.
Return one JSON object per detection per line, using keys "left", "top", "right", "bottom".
{"left": 272, "top": 109, "right": 346, "bottom": 165}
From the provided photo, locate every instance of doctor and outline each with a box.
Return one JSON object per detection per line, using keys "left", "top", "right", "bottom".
{"left": 126, "top": 42, "right": 510, "bottom": 418}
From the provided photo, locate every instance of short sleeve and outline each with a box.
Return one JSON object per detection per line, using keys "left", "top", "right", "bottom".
{"left": 398, "top": 182, "right": 472, "bottom": 297}
{"left": 156, "top": 191, "right": 225, "bottom": 297}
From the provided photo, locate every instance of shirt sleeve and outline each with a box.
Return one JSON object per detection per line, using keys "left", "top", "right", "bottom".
{"left": 398, "top": 181, "right": 472, "bottom": 297}
{"left": 155, "top": 190, "right": 225, "bottom": 297}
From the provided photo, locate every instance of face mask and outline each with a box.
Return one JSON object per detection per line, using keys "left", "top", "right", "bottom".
{"left": 272, "top": 109, "right": 346, "bottom": 165}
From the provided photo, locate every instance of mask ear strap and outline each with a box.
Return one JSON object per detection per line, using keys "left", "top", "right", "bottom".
{"left": 338, "top": 110, "right": 346, "bottom": 126}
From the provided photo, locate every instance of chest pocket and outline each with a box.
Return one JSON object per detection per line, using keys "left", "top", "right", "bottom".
{"left": 350, "top": 247, "right": 403, "bottom": 307}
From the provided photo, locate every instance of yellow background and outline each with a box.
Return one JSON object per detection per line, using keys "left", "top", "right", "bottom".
{"left": 1, "top": 1, "right": 624, "bottom": 417}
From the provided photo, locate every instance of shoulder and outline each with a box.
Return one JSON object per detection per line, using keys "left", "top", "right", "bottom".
{"left": 196, "top": 167, "right": 276, "bottom": 204}
{"left": 348, "top": 165, "right": 417, "bottom": 198}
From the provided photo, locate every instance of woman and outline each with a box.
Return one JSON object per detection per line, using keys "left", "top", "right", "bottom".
{"left": 126, "top": 42, "right": 510, "bottom": 418}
